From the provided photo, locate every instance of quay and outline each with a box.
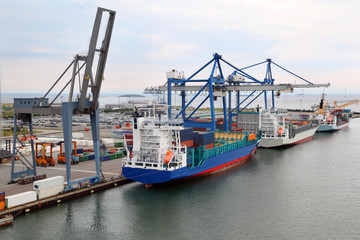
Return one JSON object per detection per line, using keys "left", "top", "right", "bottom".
{"left": 0, "top": 157, "right": 133, "bottom": 220}
{"left": 0, "top": 177, "right": 132, "bottom": 219}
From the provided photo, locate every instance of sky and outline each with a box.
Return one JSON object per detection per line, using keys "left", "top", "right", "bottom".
{"left": 1, "top": 0, "right": 360, "bottom": 96}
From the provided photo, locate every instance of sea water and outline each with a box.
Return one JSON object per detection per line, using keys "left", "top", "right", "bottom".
{"left": 1, "top": 118, "right": 360, "bottom": 239}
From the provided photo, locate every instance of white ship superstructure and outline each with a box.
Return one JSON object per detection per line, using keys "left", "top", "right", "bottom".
{"left": 123, "top": 109, "right": 187, "bottom": 171}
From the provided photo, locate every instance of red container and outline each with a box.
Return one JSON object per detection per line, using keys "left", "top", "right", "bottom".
{"left": 85, "top": 127, "right": 90, "bottom": 131}
{"left": 126, "top": 141, "right": 133, "bottom": 146}
{"left": 125, "top": 134, "right": 133, "bottom": 139}
{"left": 205, "top": 143, "right": 215, "bottom": 150}
{"left": 181, "top": 140, "right": 194, "bottom": 148}
{"left": 116, "top": 125, "right": 121, "bottom": 129}
{"left": 0, "top": 192, "right": 4, "bottom": 201}
{"left": 193, "top": 128, "right": 207, "bottom": 131}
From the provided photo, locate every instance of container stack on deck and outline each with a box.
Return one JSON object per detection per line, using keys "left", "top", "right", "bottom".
{"left": 198, "top": 132, "right": 215, "bottom": 150}
{"left": 180, "top": 128, "right": 194, "bottom": 148}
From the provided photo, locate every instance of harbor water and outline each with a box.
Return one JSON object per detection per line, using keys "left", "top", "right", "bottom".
{"left": 2, "top": 119, "right": 360, "bottom": 239}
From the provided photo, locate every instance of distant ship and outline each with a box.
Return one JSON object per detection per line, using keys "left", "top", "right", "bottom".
{"left": 314, "top": 94, "right": 355, "bottom": 132}
{"left": 259, "top": 109, "right": 318, "bottom": 148}
{"left": 122, "top": 107, "right": 260, "bottom": 185}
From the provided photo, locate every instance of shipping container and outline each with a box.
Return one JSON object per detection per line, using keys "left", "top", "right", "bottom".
{"left": 101, "top": 155, "right": 111, "bottom": 161}
{"left": 180, "top": 133, "right": 193, "bottom": 142}
{"left": 205, "top": 143, "right": 215, "bottom": 150}
{"left": 0, "top": 200, "right": 5, "bottom": 210}
{"left": 79, "top": 155, "right": 89, "bottom": 162}
{"left": 5, "top": 191, "right": 37, "bottom": 208}
{"left": 199, "top": 132, "right": 215, "bottom": 145}
{"left": 36, "top": 185, "right": 65, "bottom": 200}
{"left": 0, "top": 192, "right": 4, "bottom": 201}
{"left": 181, "top": 140, "right": 194, "bottom": 148}
{"left": 114, "top": 142, "right": 124, "bottom": 147}
{"left": 33, "top": 176, "right": 64, "bottom": 191}
{"left": 180, "top": 128, "right": 193, "bottom": 136}
{"left": 88, "top": 154, "right": 95, "bottom": 160}
{"left": 76, "top": 148, "right": 84, "bottom": 154}
{"left": 193, "top": 132, "right": 199, "bottom": 144}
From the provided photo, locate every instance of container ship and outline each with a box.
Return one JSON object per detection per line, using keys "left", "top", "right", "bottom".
{"left": 259, "top": 109, "right": 318, "bottom": 148}
{"left": 122, "top": 108, "right": 260, "bottom": 185}
{"left": 314, "top": 94, "right": 352, "bottom": 132}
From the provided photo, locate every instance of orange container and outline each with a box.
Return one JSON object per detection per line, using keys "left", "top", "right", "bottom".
{"left": 205, "top": 143, "right": 215, "bottom": 150}
{"left": 181, "top": 140, "right": 194, "bottom": 148}
{"left": 0, "top": 200, "right": 5, "bottom": 210}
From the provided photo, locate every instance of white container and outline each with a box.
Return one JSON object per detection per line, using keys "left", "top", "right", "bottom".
{"left": 36, "top": 185, "right": 65, "bottom": 200}
{"left": 5, "top": 191, "right": 37, "bottom": 208}
{"left": 72, "top": 132, "right": 84, "bottom": 139}
{"left": 33, "top": 176, "right": 64, "bottom": 191}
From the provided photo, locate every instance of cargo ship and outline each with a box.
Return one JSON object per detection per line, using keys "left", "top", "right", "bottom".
{"left": 259, "top": 108, "right": 318, "bottom": 148}
{"left": 122, "top": 108, "right": 260, "bottom": 184}
{"left": 314, "top": 94, "right": 352, "bottom": 132}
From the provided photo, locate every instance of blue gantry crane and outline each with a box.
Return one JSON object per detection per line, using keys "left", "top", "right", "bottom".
{"left": 145, "top": 53, "right": 329, "bottom": 132}
{"left": 10, "top": 7, "right": 116, "bottom": 190}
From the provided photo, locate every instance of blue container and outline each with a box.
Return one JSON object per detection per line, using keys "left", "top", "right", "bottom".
{"left": 199, "top": 132, "right": 214, "bottom": 145}
{"left": 193, "top": 132, "right": 199, "bottom": 145}
{"left": 88, "top": 154, "right": 95, "bottom": 160}
{"left": 76, "top": 148, "right": 84, "bottom": 154}
{"left": 180, "top": 133, "right": 193, "bottom": 142}
{"left": 101, "top": 155, "right": 111, "bottom": 161}
{"left": 180, "top": 128, "right": 193, "bottom": 137}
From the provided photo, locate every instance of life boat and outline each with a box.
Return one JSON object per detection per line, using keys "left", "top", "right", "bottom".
{"left": 164, "top": 150, "right": 174, "bottom": 165}
{"left": 278, "top": 127, "right": 283, "bottom": 136}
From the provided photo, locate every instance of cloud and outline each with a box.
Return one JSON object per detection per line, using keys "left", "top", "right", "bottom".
{"left": 2, "top": 0, "right": 360, "bottom": 95}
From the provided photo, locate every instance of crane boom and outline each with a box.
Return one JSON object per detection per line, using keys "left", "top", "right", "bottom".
{"left": 78, "top": 7, "right": 116, "bottom": 114}
{"left": 334, "top": 100, "right": 360, "bottom": 109}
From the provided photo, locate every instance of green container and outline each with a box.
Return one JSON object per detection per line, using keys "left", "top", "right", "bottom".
{"left": 110, "top": 154, "right": 116, "bottom": 160}
{"left": 83, "top": 152, "right": 87, "bottom": 156}
{"left": 115, "top": 142, "right": 124, "bottom": 147}
{"left": 79, "top": 155, "right": 89, "bottom": 162}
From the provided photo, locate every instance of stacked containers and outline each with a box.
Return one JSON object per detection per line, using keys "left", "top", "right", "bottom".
{"left": 5, "top": 191, "right": 37, "bottom": 208}
{"left": 180, "top": 128, "right": 194, "bottom": 148}
{"left": 199, "top": 132, "right": 215, "bottom": 150}
{"left": 33, "top": 176, "right": 65, "bottom": 200}
{"left": 193, "top": 132, "right": 199, "bottom": 147}
{"left": 0, "top": 192, "right": 5, "bottom": 210}
{"left": 125, "top": 133, "right": 133, "bottom": 146}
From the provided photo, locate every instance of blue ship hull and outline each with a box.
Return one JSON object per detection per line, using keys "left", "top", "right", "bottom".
{"left": 123, "top": 141, "right": 258, "bottom": 184}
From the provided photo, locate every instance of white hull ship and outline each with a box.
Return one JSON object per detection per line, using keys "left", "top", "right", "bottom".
{"left": 259, "top": 109, "right": 318, "bottom": 148}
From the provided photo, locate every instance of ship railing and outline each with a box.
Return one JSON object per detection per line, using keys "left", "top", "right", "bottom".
{"left": 188, "top": 134, "right": 259, "bottom": 168}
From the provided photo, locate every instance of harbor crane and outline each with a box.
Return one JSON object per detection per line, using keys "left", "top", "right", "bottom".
{"left": 334, "top": 100, "right": 360, "bottom": 109}
{"left": 144, "top": 53, "right": 330, "bottom": 132}
{"left": 10, "top": 7, "right": 116, "bottom": 190}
